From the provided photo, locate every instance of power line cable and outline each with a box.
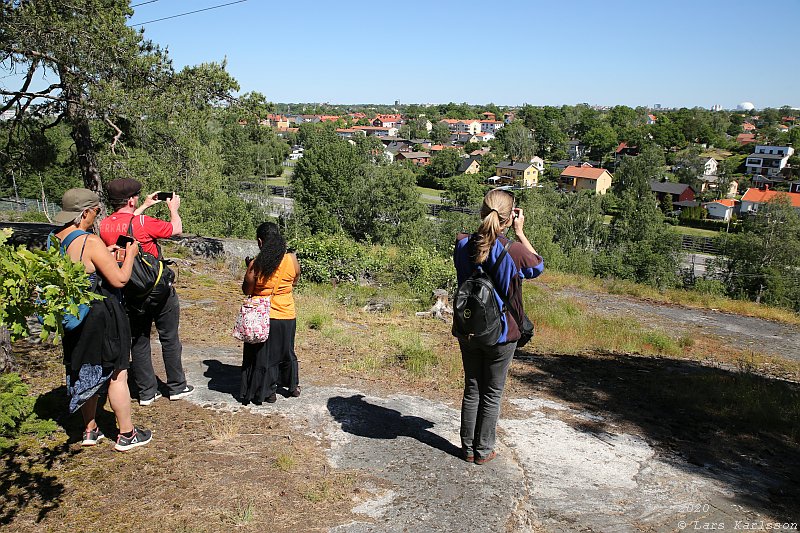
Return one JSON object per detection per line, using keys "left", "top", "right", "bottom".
{"left": 130, "top": 0, "right": 161, "bottom": 7}
{"left": 130, "top": 0, "right": 248, "bottom": 26}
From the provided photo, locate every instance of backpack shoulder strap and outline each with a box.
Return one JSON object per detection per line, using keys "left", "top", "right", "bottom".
{"left": 58, "top": 229, "right": 90, "bottom": 255}
{"left": 487, "top": 240, "right": 512, "bottom": 279}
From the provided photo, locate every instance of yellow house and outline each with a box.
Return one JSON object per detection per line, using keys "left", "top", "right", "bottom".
{"left": 559, "top": 165, "right": 613, "bottom": 194}
{"left": 495, "top": 161, "right": 539, "bottom": 187}
{"left": 458, "top": 157, "right": 481, "bottom": 175}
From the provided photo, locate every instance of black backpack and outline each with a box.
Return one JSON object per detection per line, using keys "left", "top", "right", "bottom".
{"left": 452, "top": 240, "right": 512, "bottom": 344}
{"left": 124, "top": 215, "right": 175, "bottom": 310}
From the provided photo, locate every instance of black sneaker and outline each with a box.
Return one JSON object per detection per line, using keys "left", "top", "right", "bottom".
{"left": 81, "top": 427, "right": 105, "bottom": 446}
{"left": 169, "top": 385, "right": 194, "bottom": 401}
{"left": 114, "top": 427, "right": 152, "bottom": 452}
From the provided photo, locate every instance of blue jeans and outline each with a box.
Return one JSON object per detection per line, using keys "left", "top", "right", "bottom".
{"left": 458, "top": 339, "right": 517, "bottom": 459}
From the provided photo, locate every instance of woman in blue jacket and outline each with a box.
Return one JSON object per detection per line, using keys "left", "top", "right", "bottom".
{"left": 453, "top": 189, "right": 544, "bottom": 464}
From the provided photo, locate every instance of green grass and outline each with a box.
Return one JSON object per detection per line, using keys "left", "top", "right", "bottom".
{"left": 264, "top": 175, "right": 289, "bottom": 186}
{"left": 671, "top": 225, "right": 720, "bottom": 238}
{"left": 416, "top": 186, "right": 443, "bottom": 205}
{"left": 274, "top": 453, "right": 295, "bottom": 472}
{"left": 306, "top": 312, "right": 331, "bottom": 330}
{"left": 523, "top": 284, "right": 685, "bottom": 357}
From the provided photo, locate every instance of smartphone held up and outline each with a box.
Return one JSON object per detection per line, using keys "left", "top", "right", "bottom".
{"left": 114, "top": 235, "right": 135, "bottom": 262}
{"left": 156, "top": 191, "right": 174, "bottom": 201}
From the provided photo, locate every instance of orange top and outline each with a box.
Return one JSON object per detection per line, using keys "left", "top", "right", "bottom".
{"left": 252, "top": 254, "right": 298, "bottom": 319}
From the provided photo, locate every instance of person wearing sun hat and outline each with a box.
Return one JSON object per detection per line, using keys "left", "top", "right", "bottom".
{"left": 54, "top": 188, "right": 152, "bottom": 451}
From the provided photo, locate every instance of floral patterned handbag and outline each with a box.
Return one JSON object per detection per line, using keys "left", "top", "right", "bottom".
{"left": 232, "top": 295, "right": 272, "bottom": 343}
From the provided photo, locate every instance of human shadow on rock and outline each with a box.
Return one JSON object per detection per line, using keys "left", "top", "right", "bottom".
{"left": 510, "top": 352, "right": 800, "bottom": 520}
{"left": 203, "top": 359, "right": 240, "bottom": 398}
{"left": 327, "top": 394, "right": 460, "bottom": 458}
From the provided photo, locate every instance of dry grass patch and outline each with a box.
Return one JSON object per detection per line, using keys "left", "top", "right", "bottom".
{"left": 1, "top": 371, "right": 367, "bottom": 533}
{"left": 540, "top": 271, "right": 800, "bottom": 326}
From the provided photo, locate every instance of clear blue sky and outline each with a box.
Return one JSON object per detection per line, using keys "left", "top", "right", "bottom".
{"left": 130, "top": 0, "right": 800, "bottom": 109}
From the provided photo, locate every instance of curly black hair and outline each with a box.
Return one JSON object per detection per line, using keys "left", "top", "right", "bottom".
{"left": 253, "top": 222, "right": 286, "bottom": 280}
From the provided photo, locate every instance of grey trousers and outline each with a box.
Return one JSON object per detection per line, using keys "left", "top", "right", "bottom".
{"left": 458, "top": 338, "right": 517, "bottom": 459}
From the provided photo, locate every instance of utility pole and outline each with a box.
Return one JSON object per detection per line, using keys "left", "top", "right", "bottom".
{"left": 11, "top": 169, "right": 20, "bottom": 205}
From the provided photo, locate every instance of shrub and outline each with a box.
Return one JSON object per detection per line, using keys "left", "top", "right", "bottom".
{"left": 0, "top": 373, "right": 58, "bottom": 450}
{"left": 693, "top": 278, "right": 727, "bottom": 296}
{"left": 291, "top": 234, "right": 379, "bottom": 284}
{"left": 381, "top": 246, "right": 455, "bottom": 298}
{"left": 306, "top": 313, "right": 331, "bottom": 330}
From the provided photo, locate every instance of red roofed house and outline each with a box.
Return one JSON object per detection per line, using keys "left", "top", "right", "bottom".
{"left": 481, "top": 112, "right": 496, "bottom": 121}
{"left": 352, "top": 125, "right": 398, "bottom": 137}
{"left": 740, "top": 188, "right": 800, "bottom": 214}
{"left": 736, "top": 133, "right": 756, "bottom": 145}
{"left": 742, "top": 122, "right": 756, "bottom": 132}
{"left": 560, "top": 166, "right": 613, "bottom": 195}
{"left": 647, "top": 114, "right": 657, "bottom": 125}
{"left": 704, "top": 199, "right": 740, "bottom": 221}
{"left": 372, "top": 114, "right": 403, "bottom": 128}
{"left": 615, "top": 142, "right": 639, "bottom": 163}
{"left": 262, "top": 114, "right": 289, "bottom": 128}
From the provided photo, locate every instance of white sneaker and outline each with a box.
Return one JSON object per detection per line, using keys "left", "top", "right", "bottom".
{"left": 169, "top": 385, "right": 194, "bottom": 401}
{"left": 139, "top": 391, "right": 162, "bottom": 406}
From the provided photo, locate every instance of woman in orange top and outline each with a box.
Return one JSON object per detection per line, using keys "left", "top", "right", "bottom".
{"left": 240, "top": 222, "right": 302, "bottom": 404}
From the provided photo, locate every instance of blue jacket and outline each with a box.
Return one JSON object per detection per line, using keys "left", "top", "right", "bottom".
{"left": 453, "top": 233, "right": 544, "bottom": 343}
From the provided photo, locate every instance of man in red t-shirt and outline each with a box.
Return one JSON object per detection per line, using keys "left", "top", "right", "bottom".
{"left": 100, "top": 178, "right": 193, "bottom": 406}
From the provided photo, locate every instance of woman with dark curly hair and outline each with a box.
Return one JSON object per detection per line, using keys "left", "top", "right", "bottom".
{"left": 240, "top": 222, "right": 302, "bottom": 404}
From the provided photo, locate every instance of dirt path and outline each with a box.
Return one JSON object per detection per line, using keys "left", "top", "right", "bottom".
{"left": 182, "top": 345, "right": 796, "bottom": 532}
{"left": 556, "top": 288, "right": 800, "bottom": 361}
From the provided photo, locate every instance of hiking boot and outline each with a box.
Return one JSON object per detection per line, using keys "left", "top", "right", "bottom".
{"left": 81, "top": 427, "right": 105, "bottom": 446}
{"left": 290, "top": 386, "right": 301, "bottom": 398}
{"left": 266, "top": 392, "right": 277, "bottom": 403}
{"left": 114, "top": 427, "right": 152, "bottom": 452}
{"left": 139, "top": 391, "right": 162, "bottom": 406}
{"left": 169, "top": 385, "right": 194, "bottom": 401}
{"left": 462, "top": 448, "right": 474, "bottom": 463}
{"left": 474, "top": 451, "right": 497, "bottom": 465}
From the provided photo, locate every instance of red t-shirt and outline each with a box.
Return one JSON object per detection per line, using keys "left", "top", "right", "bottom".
{"left": 99, "top": 212, "right": 173, "bottom": 257}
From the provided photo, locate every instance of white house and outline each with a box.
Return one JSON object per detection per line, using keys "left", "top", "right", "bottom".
{"left": 288, "top": 146, "right": 304, "bottom": 160}
{"left": 703, "top": 157, "right": 718, "bottom": 176}
{"left": 479, "top": 120, "right": 504, "bottom": 134}
{"left": 703, "top": 199, "right": 738, "bottom": 221}
{"left": 646, "top": 114, "right": 657, "bottom": 125}
{"left": 745, "top": 145, "right": 794, "bottom": 177}
{"left": 440, "top": 119, "right": 481, "bottom": 134}
{"left": 530, "top": 156, "right": 545, "bottom": 172}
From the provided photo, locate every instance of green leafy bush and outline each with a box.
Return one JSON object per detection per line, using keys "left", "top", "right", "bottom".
{"left": 0, "top": 373, "right": 58, "bottom": 450}
{"left": 291, "top": 234, "right": 380, "bottom": 284}
{"left": 0, "top": 229, "right": 100, "bottom": 341}
{"left": 381, "top": 246, "right": 455, "bottom": 298}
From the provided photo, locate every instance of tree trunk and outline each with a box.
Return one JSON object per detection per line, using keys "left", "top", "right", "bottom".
{"left": 0, "top": 326, "right": 14, "bottom": 373}
{"left": 65, "top": 89, "right": 106, "bottom": 216}
{"left": 71, "top": 115, "right": 103, "bottom": 195}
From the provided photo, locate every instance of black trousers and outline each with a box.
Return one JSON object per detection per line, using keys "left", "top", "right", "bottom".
{"left": 129, "top": 288, "right": 187, "bottom": 399}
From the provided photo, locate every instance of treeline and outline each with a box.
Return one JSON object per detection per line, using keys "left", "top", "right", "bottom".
{"left": 2, "top": 1, "right": 799, "bottom": 311}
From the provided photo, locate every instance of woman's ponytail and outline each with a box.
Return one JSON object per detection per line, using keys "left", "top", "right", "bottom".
{"left": 472, "top": 190, "right": 514, "bottom": 264}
